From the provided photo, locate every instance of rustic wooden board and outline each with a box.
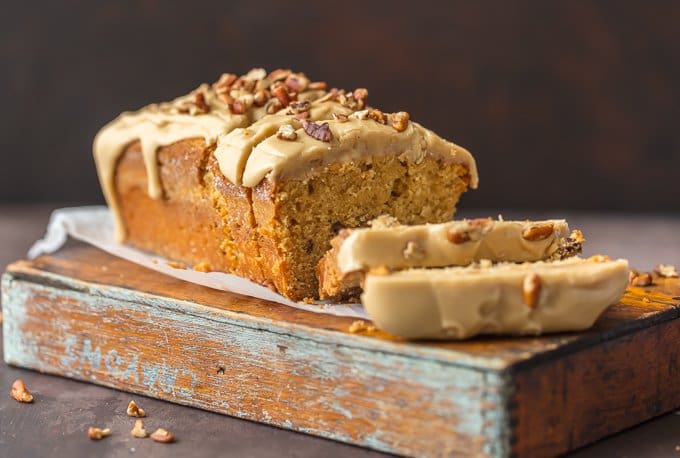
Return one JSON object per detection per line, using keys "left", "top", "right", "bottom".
{"left": 2, "top": 244, "right": 680, "bottom": 457}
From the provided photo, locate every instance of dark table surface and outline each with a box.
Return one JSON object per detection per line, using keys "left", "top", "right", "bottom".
{"left": 1, "top": 204, "right": 680, "bottom": 457}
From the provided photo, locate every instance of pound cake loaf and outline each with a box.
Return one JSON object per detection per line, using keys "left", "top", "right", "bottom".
{"left": 317, "top": 216, "right": 585, "bottom": 300}
{"left": 93, "top": 68, "right": 478, "bottom": 300}
{"left": 362, "top": 256, "right": 629, "bottom": 339}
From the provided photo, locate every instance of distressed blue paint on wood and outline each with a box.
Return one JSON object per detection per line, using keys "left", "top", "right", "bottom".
{"left": 2, "top": 271, "right": 513, "bottom": 457}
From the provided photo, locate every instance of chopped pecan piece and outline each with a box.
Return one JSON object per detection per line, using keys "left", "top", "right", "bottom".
{"left": 10, "top": 379, "right": 33, "bottom": 403}
{"left": 285, "top": 73, "right": 310, "bottom": 92}
{"left": 213, "top": 73, "right": 237, "bottom": 92}
{"left": 303, "top": 121, "right": 333, "bottom": 142}
{"left": 368, "top": 109, "right": 387, "bottom": 124}
{"left": 654, "top": 264, "right": 678, "bottom": 278}
{"left": 268, "top": 68, "right": 292, "bottom": 82}
{"left": 588, "top": 254, "right": 610, "bottom": 263}
{"left": 353, "top": 88, "right": 369, "bottom": 102}
{"left": 349, "top": 109, "right": 370, "bottom": 120}
{"left": 309, "top": 81, "right": 327, "bottom": 90}
{"left": 131, "top": 419, "right": 148, "bottom": 438}
{"left": 522, "top": 223, "right": 554, "bottom": 241}
{"left": 403, "top": 240, "right": 426, "bottom": 260}
{"left": 348, "top": 320, "right": 376, "bottom": 334}
{"left": 447, "top": 229, "right": 471, "bottom": 244}
{"left": 630, "top": 271, "right": 653, "bottom": 287}
{"left": 150, "top": 428, "right": 175, "bottom": 443}
{"left": 271, "top": 84, "right": 291, "bottom": 108}
{"left": 265, "top": 98, "right": 284, "bottom": 114}
{"left": 288, "top": 100, "right": 311, "bottom": 114}
{"left": 333, "top": 113, "right": 349, "bottom": 122}
{"left": 276, "top": 124, "right": 298, "bottom": 141}
{"left": 253, "top": 90, "right": 269, "bottom": 107}
{"left": 127, "top": 400, "right": 146, "bottom": 417}
{"left": 192, "top": 91, "right": 210, "bottom": 114}
{"left": 391, "top": 111, "right": 410, "bottom": 132}
{"left": 230, "top": 94, "right": 254, "bottom": 114}
{"left": 88, "top": 427, "right": 112, "bottom": 440}
{"left": 522, "top": 272, "right": 541, "bottom": 309}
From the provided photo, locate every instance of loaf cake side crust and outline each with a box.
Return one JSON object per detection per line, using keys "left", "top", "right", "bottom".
{"left": 116, "top": 138, "right": 268, "bottom": 283}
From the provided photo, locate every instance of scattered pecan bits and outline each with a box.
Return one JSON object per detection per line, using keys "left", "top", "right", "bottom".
{"left": 288, "top": 100, "right": 311, "bottom": 114}
{"left": 522, "top": 223, "right": 554, "bottom": 241}
{"left": 654, "top": 264, "right": 678, "bottom": 278}
{"left": 368, "top": 109, "right": 387, "bottom": 125}
{"left": 217, "top": 91, "right": 234, "bottom": 105}
{"left": 253, "top": 89, "right": 270, "bottom": 107}
{"left": 353, "top": 88, "right": 369, "bottom": 103}
{"left": 348, "top": 320, "right": 376, "bottom": 334}
{"left": 131, "top": 419, "right": 149, "bottom": 438}
{"left": 303, "top": 121, "right": 333, "bottom": 142}
{"left": 268, "top": 68, "right": 292, "bottom": 82}
{"left": 285, "top": 73, "right": 310, "bottom": 93}
{"left": 522, "top": 273, "right": 542, "bottom": 309}
{"left": 629, "top": 270, "right": 653, "bottom": 287}
{"left": 332, "top": 113, "right": 349, "bottom": 123}
{"left": 166, "top": 260, "right": 186, "bottom": 269}
{"left": 271, "top": 84, "right": 291, "bottom": 108}
{"left": 193, "top": 262, "right": 213, "bottom": 273}
{"left": 588, "top": 254, "right": 610, "bottom": 263}
{"left": 552, "top": 229, "right": 585, "bottom": 260}
{"left": 150, "top": 428, "right": 175, "bottom": 443}
{"left": 10, "top": 379, "right": 33, "bottom": 403}
{"left": 230, "top": 99, "right": 248, "bottom": 115}
{"left": 276, "top": 124, "right": 298, "bottom": 141}
{"left": 192, "top": 91, "right": 210, "bottom": 114}
{"left": 403, "top": 241, "right": 426, "bottom": 260}
{"left": 127, "top": 400, "right": 146, "bottom": 417}
{"left": 349, "top": 109, "right": 370, "bottom": 121}
{"left": 265, "top": 98, "right": 284, "bottom": 114}
{"left": 391, "top": 111, "right": 410, "bottom": 132}
{"left": 447, "top": 229, "right": 471, "bottom": 244}
{"left": 309, "top": 81, "right": 327, "bottom": 91}
{"left": 213, "top": 73, "right": 237, "bottom": 93}
{"left": 244, "top": 67, "right": 267, "bottom": 81}
{"left": 369, "top": 265, "right": 393, "bottom": 276}
{"left": 88, "top": 427, "right": 112, "bottom": 440}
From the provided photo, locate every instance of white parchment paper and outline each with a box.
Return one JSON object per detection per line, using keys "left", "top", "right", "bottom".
{"left": 28, "top": 206, "right": 367, "bottom": 318}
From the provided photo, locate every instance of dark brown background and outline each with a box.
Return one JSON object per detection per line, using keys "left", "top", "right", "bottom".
{"left": 1, "top": 0, "right": 678, "bottom": 211}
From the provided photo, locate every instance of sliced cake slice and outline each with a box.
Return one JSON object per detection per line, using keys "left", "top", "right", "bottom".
{"left": 361, "top": 256, "right": 629, "bottom": 339}
{"left": 317, "top": 217, "right": 585, "bottom": 300}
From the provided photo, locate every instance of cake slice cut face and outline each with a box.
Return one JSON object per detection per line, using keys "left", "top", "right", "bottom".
{"left": 317, "top": 217, "right": 585, "bottom": 300}
{"left": 362, "top": 257, "right": 629, "bottom": 339}
{"left": 93, "top": 69, "right": 478, "bottom": 300}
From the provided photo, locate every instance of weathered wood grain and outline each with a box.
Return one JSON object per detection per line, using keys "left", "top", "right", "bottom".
{"left": 2, "top": 245, "right": 680, "bottom": 457}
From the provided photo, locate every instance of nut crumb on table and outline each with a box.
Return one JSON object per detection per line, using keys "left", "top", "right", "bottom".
{"left": 131, "top": 419, "right": 149, "bottom": 438}
{"left": 166, "top": 261, "right": 187, "bottom": 270}
{"left": 127, "top": 400, "right": 146, "bottom": 417}
{"left": 193, "top": 262, "right": 213, "bottom": 272}
{"left": 10, "top": 379, "right": 33, "bottom": 403}
{"left": 88, "top": 427, "right": 111, "bottom": 440}
{"left": 348, "top": 320, "right": 376, "bottom": 334}
{"left": 150, "top": 428, "right": 175, "bottom": 443}
{"left": 655, "top": 264, "right": 678, "bottom": 278}
{"left": 629, "top": 270, "right": 654, "bottom": 287}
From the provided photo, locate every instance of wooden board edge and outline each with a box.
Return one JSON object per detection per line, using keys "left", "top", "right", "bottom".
{"left": 2, "top": 272, "right": 516, "bottom": 457}
{"left": 509, "top": 317, "right": 680, "bottom": 456}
